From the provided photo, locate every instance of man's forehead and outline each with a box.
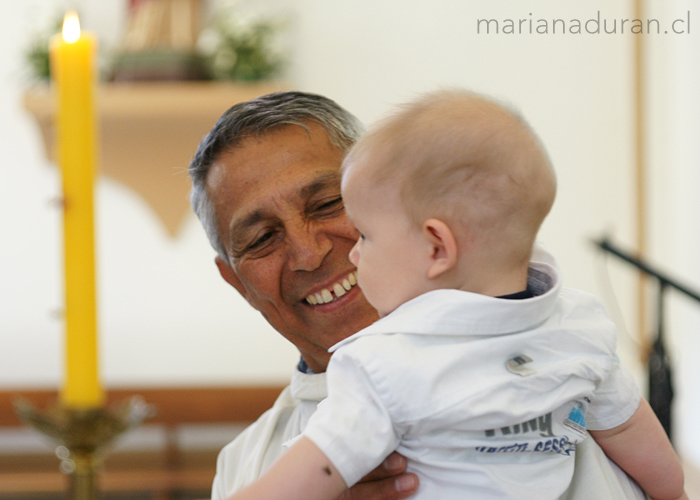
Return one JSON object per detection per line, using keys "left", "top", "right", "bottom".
{"left": 299, "top": 171, "right": 342, "bottom": 197}
{"left": 208, "top": 124, "right": 341, "bottom": 188}
{"left": 208, "top": 155, "right": 340, "bottom": 192}
{"left": 207, "top": 122, "right": 345, "bottom": 235}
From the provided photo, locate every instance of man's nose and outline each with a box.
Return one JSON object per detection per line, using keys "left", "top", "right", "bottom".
{"left": 286, "top": 222, "right": 333, "bottom": 271}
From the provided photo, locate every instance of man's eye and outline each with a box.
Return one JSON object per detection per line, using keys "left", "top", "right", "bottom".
{"left": 314, "top": 197, "right": 344, "bottom": 215}
{"left": 249, "top": 231, "right": 274, "bottom": 250}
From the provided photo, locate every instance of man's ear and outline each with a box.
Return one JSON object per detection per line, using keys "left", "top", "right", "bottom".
{"left": 215, "top": 256, "right": 254, "bottom": 307}
{"left": 423, "top": 218, "right": 458, "bottom": 280}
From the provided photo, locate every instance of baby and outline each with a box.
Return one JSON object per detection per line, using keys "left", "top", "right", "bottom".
{"left": 227, "top": 90, "right": 687, "bottom": 500}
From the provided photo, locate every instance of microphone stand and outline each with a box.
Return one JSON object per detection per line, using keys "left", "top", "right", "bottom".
{"left": 593, "top": 237, "right": 700, "bottom": 442}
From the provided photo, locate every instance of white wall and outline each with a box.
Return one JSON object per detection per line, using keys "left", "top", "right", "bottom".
{"left": 2, "top": 0, "right": 299, "bottom": 387}
{"left": 646, "top": 0, "right": 700, "bottom": 468}
{"left": 2, "top": 0, "right": 697, "bottom": 463}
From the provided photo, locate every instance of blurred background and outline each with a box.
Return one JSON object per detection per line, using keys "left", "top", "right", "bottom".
{"left": 1, "top": 0, "right": 698, "bottom": 493}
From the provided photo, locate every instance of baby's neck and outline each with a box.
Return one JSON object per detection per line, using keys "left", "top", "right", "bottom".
{"left": 454, "top": 262, "right": 530, "bottom": 298}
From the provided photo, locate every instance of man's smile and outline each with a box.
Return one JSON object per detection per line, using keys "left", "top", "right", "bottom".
{"left": 304, "top": 271, "right": 358, "bottom": 305}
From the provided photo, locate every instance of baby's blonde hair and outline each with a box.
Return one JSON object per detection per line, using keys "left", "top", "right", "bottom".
{"left": 342, "top": 89, "right": 556, "bottom": 264}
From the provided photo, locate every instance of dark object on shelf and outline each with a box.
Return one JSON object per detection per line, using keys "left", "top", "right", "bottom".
{"left": 110, "top": 50, "right": 208, "bottom": 81}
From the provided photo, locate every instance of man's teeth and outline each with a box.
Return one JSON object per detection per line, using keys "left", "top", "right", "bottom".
{"left": 306, "top": 272, "right": 358, "bottom": 305}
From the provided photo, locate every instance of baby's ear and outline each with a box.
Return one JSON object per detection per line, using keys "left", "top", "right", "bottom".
{"left": 423, "top": 218, "right": 458, "bottom": 280}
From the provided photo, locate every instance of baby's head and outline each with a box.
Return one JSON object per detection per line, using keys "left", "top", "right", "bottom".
{"left": 341, "top": 89, "right": 556, "bottom": 316}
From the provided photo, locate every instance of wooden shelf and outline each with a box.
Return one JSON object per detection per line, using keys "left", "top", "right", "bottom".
{"left": 24, "top": 81, "right": 286, "bottom": 236}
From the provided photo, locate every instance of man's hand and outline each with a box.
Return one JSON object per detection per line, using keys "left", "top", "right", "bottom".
{"left": 337, "top": 452, "right": 419, "bottom": 500}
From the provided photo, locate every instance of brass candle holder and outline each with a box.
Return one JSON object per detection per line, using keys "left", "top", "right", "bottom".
{"left": 14, "top": 396, "right": 151, "bottom": 500}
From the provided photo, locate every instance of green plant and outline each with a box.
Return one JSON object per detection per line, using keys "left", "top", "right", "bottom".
{"left": 198, "top": 6, "right": 287, "bottom": 81}
{"left": 24, "top": 17, "right": 62, "bottom": 82}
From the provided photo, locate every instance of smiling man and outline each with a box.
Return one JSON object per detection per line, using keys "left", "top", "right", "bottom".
{"left": 190, "top": 92, "right": 417, "bottom": 500}
{"left": 189, "top": 91, "right": 647, "bottom": 500}
{"left": 205, "top": 122, "right": 371, "bottom": 374}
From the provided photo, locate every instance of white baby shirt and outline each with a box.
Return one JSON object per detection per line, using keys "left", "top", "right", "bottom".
{"left": 303, "top": 260, "right": 641, "bottom": 500}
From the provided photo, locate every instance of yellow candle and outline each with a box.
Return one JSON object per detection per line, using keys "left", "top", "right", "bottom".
{"left": 50, "top": 11, "right": 104, "bottom": 409}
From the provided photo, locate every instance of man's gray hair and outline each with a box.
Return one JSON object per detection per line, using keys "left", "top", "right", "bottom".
{"left": 189, "top": 91, "right": 364, "bottom": 259}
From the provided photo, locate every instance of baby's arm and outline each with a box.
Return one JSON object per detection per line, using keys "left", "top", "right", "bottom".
{"left": 227, "top": 436, "right": 347, "bottom": 500}
{"left": 589, "top": 397, "right": 687, "bottom": 500}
